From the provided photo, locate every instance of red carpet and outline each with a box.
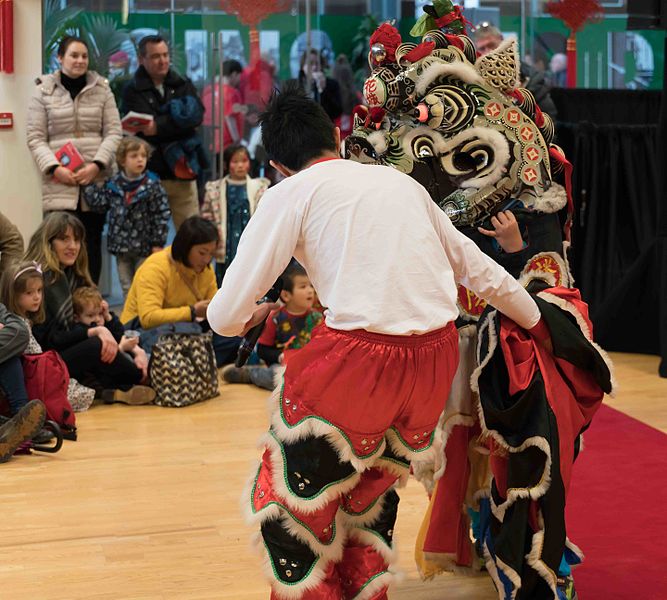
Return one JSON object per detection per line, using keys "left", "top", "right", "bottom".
{"left": 567, "top": 404, "right": 667, "bottom": 599}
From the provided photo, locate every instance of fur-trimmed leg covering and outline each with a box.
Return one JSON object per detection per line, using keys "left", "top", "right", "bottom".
{"left": 261, "top": 520, "right": 343, "bottom": 599}
{"left": 339, "top": 489, "right": 400, "bottom": 600}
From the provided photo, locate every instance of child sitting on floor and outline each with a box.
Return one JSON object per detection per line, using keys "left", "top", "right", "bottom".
{"left": 221, "top": 264, "right": 322, "bottom": 390}
{"left": 71, "top": 287, "right": 152, "bottom": 404}
{"left": 1, "top": 261, "right": 95, "bottom": 412}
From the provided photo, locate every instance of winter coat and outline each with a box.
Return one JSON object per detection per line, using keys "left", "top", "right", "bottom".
{"left": 121, "top": 66, "right": 205, "bottom": 180}
{"left": 0, "top": 211, "right": 24, "bottom": 274}
{"left": 82, "top": 170, "right": 170, "bottom": 257}
{"left": 26, "top": 70, "right": 122, "bottom": 212}
{"left": 0, "top": 303, "right": 29, "bottom": 364}
{"left": 201, "top": 175, "right": 270, "bottom": 262}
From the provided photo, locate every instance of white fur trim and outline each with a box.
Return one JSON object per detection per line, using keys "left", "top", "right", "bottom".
{"left": 525, "top": 528, "right": 558, "bottom": 597}
{"left": 352, "top": 571, "right": 395, "bottom": 600}
{"left": 402, "top": 126, "right": 511, "bottom": 190}
{"left": 532, "top": 182, "right": 567, "bottom": 214}
{"left": 385, "top": 427, "right": 440, "bottom": 465}
{"left": 536, "top": 291, "right": 618, "bottom": 397}
{"left": 341, "top": 493, "right": 386, "bottom": 528}
{"left": 472, "top": 311, "right": 553, "bottom": 522}
{"left": 456, "top": 128, "right": 511, "bottom": 189}
{"left": 415, "top": 61, "right": 485, "bottom": 95}
{"left": 269, "top": 384, "right": 387, "bottom": 473}
{"left": 565, "top": 537, "right": 585, "bottom": 563}
{"left": 496, "top": 556, "right": 522, "bottom": 599}
{"left": 251, "top": 532, "right": 331, "bottom": 600}
{"left": 367, "top": 130, "right": 388, "bottom": 156}
{"left": 261, "top": 431, "right": 361, "bottom": 514}
{"left": 518, "top": 252, "right": 571, "bottom": 289}
{"left": 348, "top": 527, "right": 398, "bottom": 566}
{"left": 280, "top": 508, "right": 346, "bottom": 562}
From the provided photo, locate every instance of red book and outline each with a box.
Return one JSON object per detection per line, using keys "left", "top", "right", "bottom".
{"left": 121, "top": 111, "right": 154, "bottom": 134}
{"left": 54, "top": 141, "right": 84, "bottom": 172}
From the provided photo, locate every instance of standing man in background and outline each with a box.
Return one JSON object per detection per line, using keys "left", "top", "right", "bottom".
{"left": 122, "top": 35, "right": 206, "bottom": 228}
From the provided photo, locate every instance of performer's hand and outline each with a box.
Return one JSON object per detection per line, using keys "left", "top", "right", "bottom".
{"left": 478, "top": 211, "right": 524, "bottom": 253}
{"left": 241, "top": 302, "right": 280, "bottom": 336}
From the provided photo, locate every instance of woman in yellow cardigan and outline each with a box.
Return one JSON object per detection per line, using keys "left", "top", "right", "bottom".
{"left": 121, "top": 216, "right": 238, "bottom": 364}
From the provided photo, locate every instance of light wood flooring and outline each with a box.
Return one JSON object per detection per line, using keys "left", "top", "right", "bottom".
{"left": 1, "top": 353, "right": 665, "bottom": 599}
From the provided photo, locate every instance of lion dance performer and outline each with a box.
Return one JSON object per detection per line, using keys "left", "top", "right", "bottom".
{"left": 343, "top": 2, "right": 615, "bottom": 599}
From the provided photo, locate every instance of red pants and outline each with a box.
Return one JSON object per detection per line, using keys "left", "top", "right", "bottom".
{"left": 244, "top": 323, "right": 459, "bottom": 600}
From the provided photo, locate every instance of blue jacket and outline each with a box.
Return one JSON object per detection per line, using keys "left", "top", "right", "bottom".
{"left": 83, "top": 170, "right": 170, "bottom": 257}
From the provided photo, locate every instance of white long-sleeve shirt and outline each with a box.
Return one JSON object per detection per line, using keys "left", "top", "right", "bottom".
{"left": 207, "top": 159, "right": 540, "bottom": 337}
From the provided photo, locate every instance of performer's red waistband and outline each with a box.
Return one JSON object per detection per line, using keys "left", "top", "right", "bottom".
{"left": 322, "top": 321, "right": 456, "bottom": 347}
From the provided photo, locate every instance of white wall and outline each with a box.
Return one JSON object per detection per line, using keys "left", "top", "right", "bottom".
{"left": 0, "top": 0, "right": 43, "bottom": 246}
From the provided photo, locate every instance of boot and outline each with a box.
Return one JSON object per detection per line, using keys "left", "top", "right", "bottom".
{"left": 0, "top": 400, "right": 46, "bottom": 463}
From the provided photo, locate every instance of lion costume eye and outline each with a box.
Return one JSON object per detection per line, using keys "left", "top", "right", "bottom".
{"left": 442, "top": 138, "right": 496, "bottom": 178}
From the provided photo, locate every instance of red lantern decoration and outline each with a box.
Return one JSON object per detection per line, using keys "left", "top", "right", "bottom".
{"left": 546, "top": 0, "right": 602, "bottom": 88}
{"left": 219, "top": 0, "right": 290, "bottom": 67}
{"left": 0, "top": 0, "right": 15, "bottom": 74}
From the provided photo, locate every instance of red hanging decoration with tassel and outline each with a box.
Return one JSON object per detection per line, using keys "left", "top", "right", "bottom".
{"left": 546, "top": 0, "right": 602, "bottom": 88}
{"left": 0, "top": 0, "right": 15, "bottom": 74}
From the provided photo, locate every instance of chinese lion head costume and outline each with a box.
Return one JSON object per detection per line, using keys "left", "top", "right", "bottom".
{"left": 344, "top": 21, "right": 568, "bottom": 233}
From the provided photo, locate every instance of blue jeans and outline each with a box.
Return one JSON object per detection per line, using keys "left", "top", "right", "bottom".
{"left": 0, "top": 356, "right": 28, "bottom": 415}
{"left": 249, "top": 364, "right": 281, "bottom": 391}
{"left": 125, "top": 318, "right": 240, "bottom": 367}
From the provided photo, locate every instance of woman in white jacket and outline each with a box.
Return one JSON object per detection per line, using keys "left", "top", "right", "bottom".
{"left": 26, "top": 36, "right": 122, "bottom": 284}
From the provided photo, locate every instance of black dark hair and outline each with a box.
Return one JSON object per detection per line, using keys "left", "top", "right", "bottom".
{"left": 171, "top": 216, "right": 219, "bottom": 267}
{"left": 223, "top": 144, "right": 250, "bottom": 175}
{"left": 223, "top": 59, "right": 243, "bottom": 77}
{"left": 138, "top": 35, "right": 169, "bottom": 58}
{"left": 57, "top": 36, "right": 89, "bottom": 58}
{"left": 260, "top": 82, "right": 337, "bottom": 171}
{"left": 282, "top": 263, "right": 308, "bottom": 293}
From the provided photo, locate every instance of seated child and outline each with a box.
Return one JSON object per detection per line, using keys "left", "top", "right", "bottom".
{"left": 72, "top": 287, "right": 153, "bottom": 404}
{"left": 72, "top": 287, "right": 138, "bottom": 352}
{"left": 82, "top": 136, "right": 170, "bottom": 298}
{"left": 221, "top": 265, "right": 322, "bottom": 390}
{"left": 0, "top": 262, "right": 96, "bottom": 413}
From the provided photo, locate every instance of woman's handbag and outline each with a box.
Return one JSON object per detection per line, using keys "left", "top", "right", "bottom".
{"left": 149, "top": 332, "right": 219, "bottom": 407}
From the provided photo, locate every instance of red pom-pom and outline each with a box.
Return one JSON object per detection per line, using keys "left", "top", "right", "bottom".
{"left": 369, "top": 24, "right": 402, "bottom": 62}
{"left": 403, "top": 41, "right": 436, "bottom": 63}
{"left": 369, "top": 107, "right": 386, "bottom": 123}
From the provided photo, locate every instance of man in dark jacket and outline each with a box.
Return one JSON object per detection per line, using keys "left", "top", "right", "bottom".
{"left": 122, "top": 35, "right": 205, "bottom": 228}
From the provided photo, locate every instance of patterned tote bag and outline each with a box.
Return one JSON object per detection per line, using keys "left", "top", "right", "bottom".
{"left": 149, "top": 332, "right": 219, "bottom": 407}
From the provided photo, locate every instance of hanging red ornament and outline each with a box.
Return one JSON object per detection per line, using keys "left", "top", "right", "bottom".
{"left": 219, "top": 0, "right": 290, "bottom": 66}
{"left": 546, "top": 0, "right": 603, "bottom": 88}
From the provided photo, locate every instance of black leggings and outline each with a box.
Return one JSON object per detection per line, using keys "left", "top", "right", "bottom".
{"left": 74, "top": 210, "right": 106, "bottom": 285}
{"left": 60, "top": 337, "right": 142, "bottom": 391}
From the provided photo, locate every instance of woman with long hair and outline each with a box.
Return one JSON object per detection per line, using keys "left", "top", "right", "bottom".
{"left": 25, "top": 212, "right": 152, "bottom": 404}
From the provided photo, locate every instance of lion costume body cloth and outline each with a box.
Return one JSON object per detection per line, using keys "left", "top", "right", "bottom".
{"left": 343, "top": 18, "right": 615, "bottom": 600}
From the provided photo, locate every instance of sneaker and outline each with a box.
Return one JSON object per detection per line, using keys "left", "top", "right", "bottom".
{"left": 220, "top": 365, "right": 253, "bottom": 384}
{"left": 102, "top": 385, "right": 156, "bottom": 405}
{"left": 0, "top": 400, "right": 46, "bottom": 463}
{"left": 557, "top": 575, "right": 578, "bottom": 600}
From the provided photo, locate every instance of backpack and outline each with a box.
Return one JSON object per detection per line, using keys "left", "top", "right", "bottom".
{"left": 21, "top": 351, "right": 77, "bottom": 441}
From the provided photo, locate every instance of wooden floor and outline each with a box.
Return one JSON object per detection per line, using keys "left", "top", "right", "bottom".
{"left": 1, "top": 352, "right": 665, "bottom": 600}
